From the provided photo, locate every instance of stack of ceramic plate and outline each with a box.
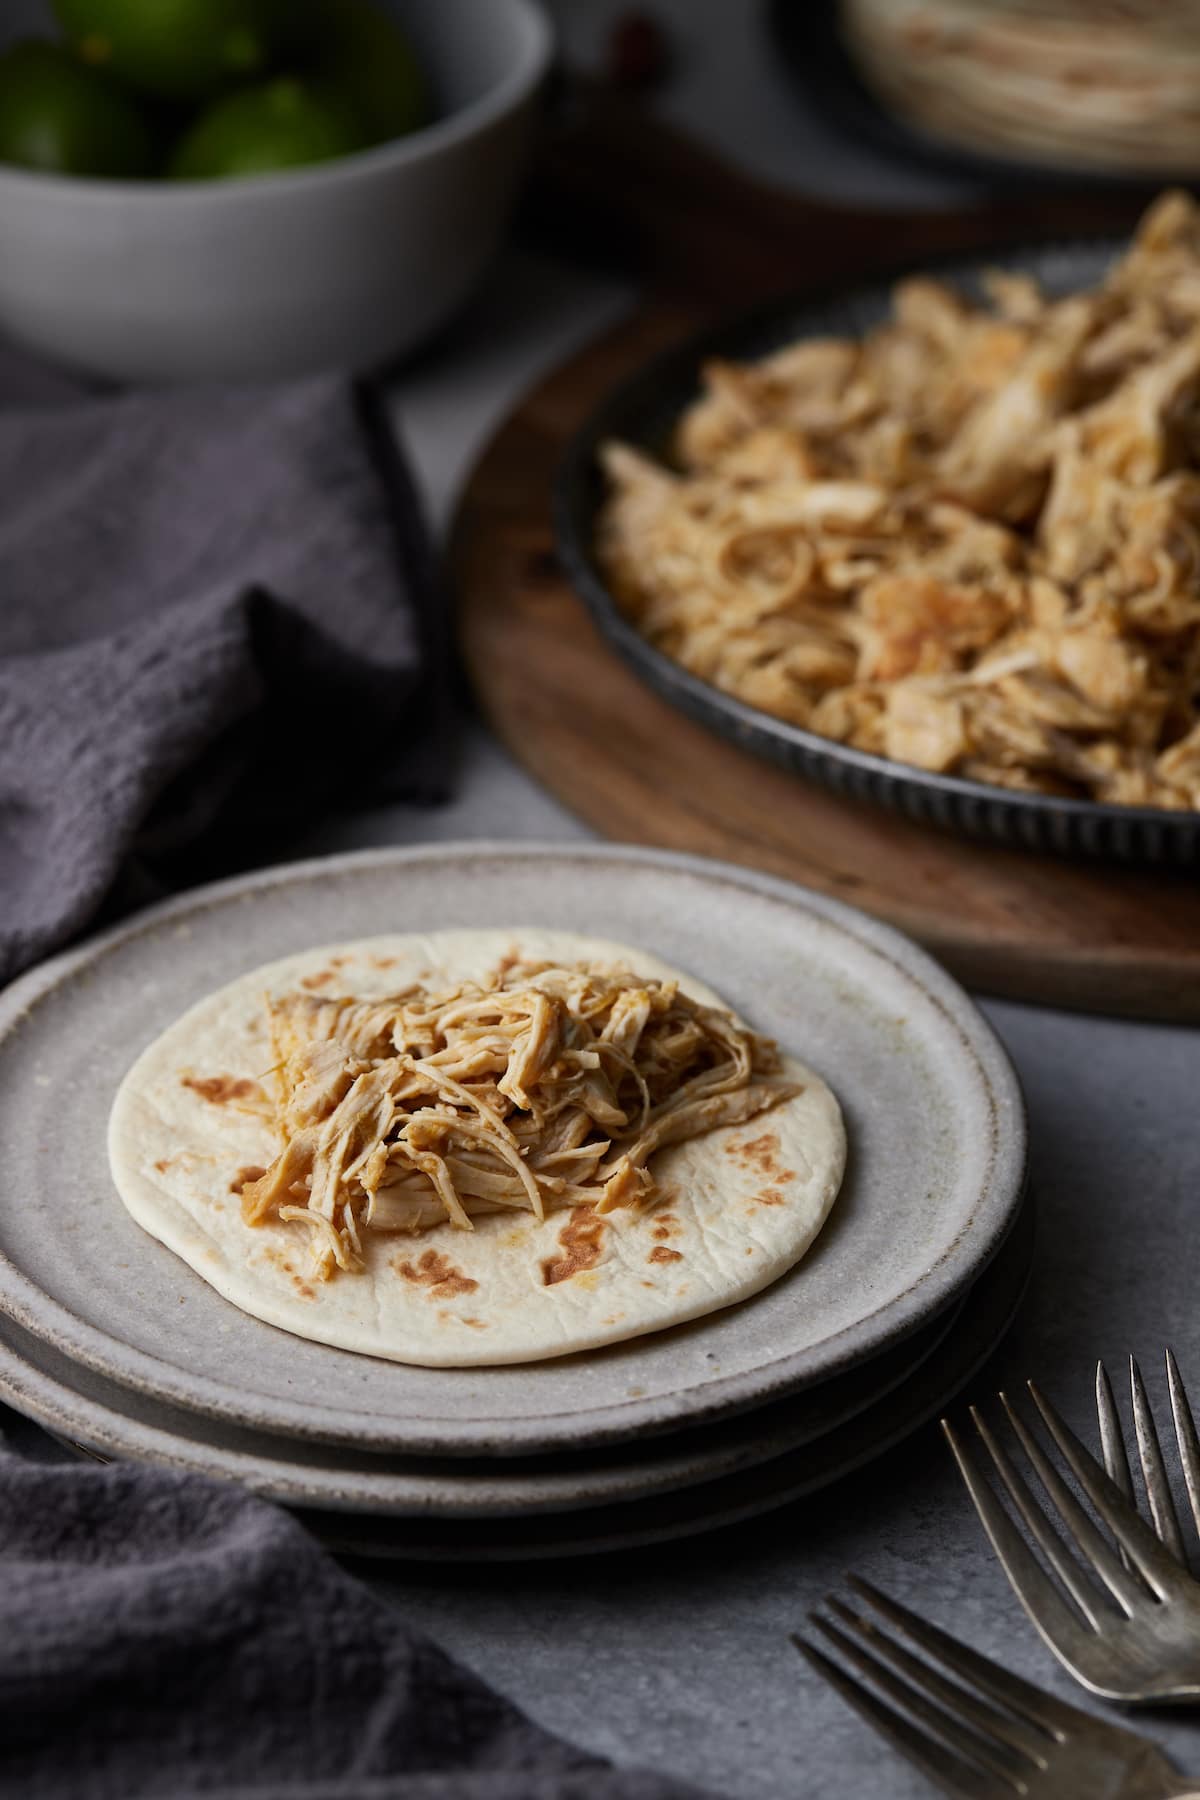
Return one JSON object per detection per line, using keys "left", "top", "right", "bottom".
{"left": 0, "top": 845, "right": 1029, "bottom": 1560}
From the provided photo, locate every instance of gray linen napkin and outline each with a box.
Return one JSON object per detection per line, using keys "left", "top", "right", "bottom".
{"left": 0, "top": 346, "right": 447, "bottom": 984}
{"left": 0, "top": 1447, "right": 712, "bottom": 1800}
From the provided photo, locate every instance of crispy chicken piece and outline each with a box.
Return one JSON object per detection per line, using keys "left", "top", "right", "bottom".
{"left": 882, "top": 687, "right": 968, "bottom": 773}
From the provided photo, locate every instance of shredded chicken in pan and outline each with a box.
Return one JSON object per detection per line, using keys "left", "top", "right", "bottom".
{"left": 598, "top": 190, "right": 1200, "bottom": 809}
{"left": 240, "top": 961, "right": 794, "bottom": 1279}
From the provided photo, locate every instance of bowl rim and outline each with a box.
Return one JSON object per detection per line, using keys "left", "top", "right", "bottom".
{"left": 0, "top": 0, "right": 554, "bottom": 201}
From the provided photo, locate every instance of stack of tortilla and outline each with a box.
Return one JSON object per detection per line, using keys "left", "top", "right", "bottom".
{"left": 840, "top": 0, "right": 1200, "bottom": 175}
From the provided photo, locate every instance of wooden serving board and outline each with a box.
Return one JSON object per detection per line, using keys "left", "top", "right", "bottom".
{"left": 453, "top": 92, "right": 1200, "bottom": 1021}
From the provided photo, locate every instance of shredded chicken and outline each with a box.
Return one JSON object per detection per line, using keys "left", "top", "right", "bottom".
{"left": 241, "top": 961, "right": 795, "bottom": 1279}
{"left": 598, "top": 190, "right": 1200, "bottom": 810}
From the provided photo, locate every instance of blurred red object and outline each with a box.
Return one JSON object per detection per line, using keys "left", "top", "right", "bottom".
{"left": 606, "top": 12, "right": 672, "bottom": 89}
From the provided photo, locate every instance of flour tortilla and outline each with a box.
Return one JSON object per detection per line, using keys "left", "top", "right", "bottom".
{"left": 108, "top": 930, "right": 846, "bottom": 1367}
{"left": 842, "top": 0, "right": 1200, "bottom": 175}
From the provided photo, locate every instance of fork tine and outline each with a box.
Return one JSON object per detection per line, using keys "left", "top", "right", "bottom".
{"left": 1166, "top": 1349, "right": 1200, "bottom": 1554}
{"left": 813, "top": 1612, "right": 1028, "bottom": 1788}
{"left": 1095, "top": 1362, "right": 1135, "bottom": 1503}
{"left": 1028, "top": 1382, "right": 1187, "bottom": 1597}
{"left": 999, "top": 1394, "right": 1149, "bottom": 1616}
{"left": 794, "top": 1636, "right": 1004, "bottom": 1800}
{"left": 1129, "top": 1354, "right": 1187, "bottom": 1564}
{"left": 849, "top": 1578, "right": 1085, "bottom": 1738}
{"left": 824, "top": 1595, "right": 1052, "bottom": 1766}
{"left": 944, "top": 1415, "right": 1112, "bottom": 1634}
{"left": 1095, "top": 1361, "right": 1136, "bottom": 1575}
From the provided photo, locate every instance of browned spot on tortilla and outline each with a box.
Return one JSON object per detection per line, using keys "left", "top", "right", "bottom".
{"left": 728, "top": 1129, "right": 798, "bottom": 1199}
{"left": 541, "top": 1205, "right": 606, "bottom": 1286}
{"left": 330, "top": 956, "right": 350, "bottom": 968}
{"left": 648, "top": 1245, "right": 683, "bottom": 1265}
{"left": 394, "top": 1248, "right": 478, "bottom": 1299}
{"left": 183, "top": 1074, "right": 264, "bottom": 1105}
{"left": 291, "top": 1278, "right": 315, "bottom": 1300}
{"left": 300, "top": 970, "right": 334, "bottom": 990}
{"left": 231, "top": 1164, "right": 267, "bottom": 1192}
{"left": 651, "top": 1224, "right": 674, "bottom": 1242}
{"left": 154, "top": 1158, "right": 172, "bottom": 1174}
{"left": 372, "top": 956, "right": 396, "bottom": 969}
{"left": 462, "top": 1316, "right": 486, "bottom": 1329}
{"left": 733, "top": 1130, "right": 783, "bottom": 1174}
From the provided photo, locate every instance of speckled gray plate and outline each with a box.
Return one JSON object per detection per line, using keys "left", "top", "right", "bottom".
{"left": 0, "top": 1277, "right": 962, "bottom": 1515}
{"left": 0, "top": 843, "right": 1027, "bottom": 1457}
{"left": 22, "top": 1201, "right": 1033, "bottom": 1557}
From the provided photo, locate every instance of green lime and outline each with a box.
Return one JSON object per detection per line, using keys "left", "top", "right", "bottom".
{"left": 0, "top": 39, "right": 155, "bottom": 176}
{"left": 167, "top": 75, "right": 369, "bottom": 180}
{"left": 310, "top": 0, "right": 428, "bottom": 144}
{"left": 52, "top": 0, "right": 306, "bottom": 102}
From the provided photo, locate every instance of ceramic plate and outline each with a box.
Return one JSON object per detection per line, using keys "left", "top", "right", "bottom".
{"left": 34, "top": 1202, "right": 1033, "bottom": 1558}
{"left": 0, "top": 1282, "right": 962, "bottom": 1515}
{"left": 0, "top": 844, "right": 1026, "bottom": 1455}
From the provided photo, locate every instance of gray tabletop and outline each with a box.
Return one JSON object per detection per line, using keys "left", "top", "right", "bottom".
{"left": 22, "top": 7, "right": 1200, "bottom": 1796}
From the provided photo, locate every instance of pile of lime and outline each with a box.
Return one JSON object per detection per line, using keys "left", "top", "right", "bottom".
{"left": 0, "top": 0, "right": 429, "bottom": 181}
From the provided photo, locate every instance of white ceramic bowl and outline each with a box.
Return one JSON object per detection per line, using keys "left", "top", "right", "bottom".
{"left": 0, "top": 0, "right": 553, "bottom": 381}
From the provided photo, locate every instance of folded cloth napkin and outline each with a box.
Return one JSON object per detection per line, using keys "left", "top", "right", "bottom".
{"left": 0, "top": 1445, "right": 712, "bottom": 1800}
{"left": 0, "top": 345, "right": 448, "bottom": 986}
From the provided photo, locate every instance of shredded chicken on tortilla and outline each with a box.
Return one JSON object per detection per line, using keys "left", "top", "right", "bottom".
{"left": 598, "top": 190, "right": 1200, "bottom": 809}
{"left": 240, "top": 960, "right": 795, "bottom": 1279}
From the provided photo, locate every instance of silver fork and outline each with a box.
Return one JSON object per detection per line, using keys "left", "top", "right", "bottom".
{"left": 798, "top": 1578, "right": 1196, "bottom": 1799}
{"left": 945, "top": 1381, "right": 1200, "bottom": 1702}
{"left": 1095, "top": 1351, "right": 1200, "bottom": 1572}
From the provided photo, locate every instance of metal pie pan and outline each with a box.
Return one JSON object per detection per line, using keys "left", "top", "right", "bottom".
{"left": 0, "top": 843, "right": 1027, "bottom": 1457}
{"left": 554, "top": 241, "right": 1200, "bottom": 864}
